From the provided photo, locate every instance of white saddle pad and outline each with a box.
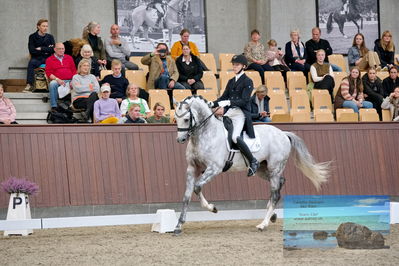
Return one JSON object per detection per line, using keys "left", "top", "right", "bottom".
{"left": 224, "top": 128, "right": 261, "bottom": 153}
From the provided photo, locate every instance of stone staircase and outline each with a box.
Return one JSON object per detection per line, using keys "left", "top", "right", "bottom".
{"left": 5, "top": 92, "right": 50, "bottom": 124}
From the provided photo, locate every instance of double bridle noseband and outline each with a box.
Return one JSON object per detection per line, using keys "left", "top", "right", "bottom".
{"left": 176, "top": 101, "right": 219, "bottom": 138}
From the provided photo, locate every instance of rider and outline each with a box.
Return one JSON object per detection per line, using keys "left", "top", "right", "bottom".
{"left": 341, "top": 0, "right": 349, "bottom": 15}
{"left": 210, "top": 55, "right": 259, "bottom": 176}
{"left": 148, "top": 0, "right": 167, "bottom": 28}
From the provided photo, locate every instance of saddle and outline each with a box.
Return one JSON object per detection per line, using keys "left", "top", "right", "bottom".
{"left": 222, "top": 116, "right": 261, "bottom": 172}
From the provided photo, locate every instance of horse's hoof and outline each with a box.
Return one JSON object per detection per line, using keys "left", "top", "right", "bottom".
{"left": 212, "top": 206, "right": 218, "bottom": 213}
{"left": 256, "top": 224, "right": 265, "bottom": 231}
{"left": 270, "top": 213, "right": 277, "bottom": 223}
{"left": 173, "top": 229, "right": 182, "bottom": 236}
{"left": 344, "top": 35, "right": 349, "bottom": 39}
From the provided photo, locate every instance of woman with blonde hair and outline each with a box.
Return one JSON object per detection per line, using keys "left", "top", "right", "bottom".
{"left": 374, "top": 30, "right": 396, "bottom": 70}
{"left": 334, "top": 67, "right": 373, "bottom": 113}
{"left": 250, "top": 85, "right": 271, "bottom": 122}
{"left": 82, "top": 21, "right": 107, "bottom": 67}
{"left": 0, "top": 83, "right": 17, "bottom": 124}
{"left": 348, "top": 33, "right": 381, "bottom": 71}
{"left": 75, "top": 44, "right": 100, "bottom": 78}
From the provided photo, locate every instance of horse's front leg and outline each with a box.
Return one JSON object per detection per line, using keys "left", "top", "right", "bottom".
{"left": 193, "top": 163, "right": 221, "bottom": 213}
{"left": 174, "top": 163, "right": 196, "bottom": 235}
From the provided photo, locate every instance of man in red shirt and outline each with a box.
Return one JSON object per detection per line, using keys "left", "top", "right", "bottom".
{"left": 45, "top": 42, "right": 76, "bottom": 109}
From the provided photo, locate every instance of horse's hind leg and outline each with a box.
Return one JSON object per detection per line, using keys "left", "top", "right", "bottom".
{"left": 256, "top": 162, "right": 286, "bottom": 231}
{"left": 174, "top": 165, "right": 196, "bottom": 235}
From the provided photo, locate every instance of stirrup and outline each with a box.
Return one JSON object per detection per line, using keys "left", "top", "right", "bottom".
{"left": 247, "top": 160, "right": 260, "bottom": 177}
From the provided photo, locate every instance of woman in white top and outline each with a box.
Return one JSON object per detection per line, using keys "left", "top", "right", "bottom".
{"left": 310, "top": 49, "right": 335, "bottom": 101}
{"left": 120, "top": 83, "right": 150, "bottom": 117}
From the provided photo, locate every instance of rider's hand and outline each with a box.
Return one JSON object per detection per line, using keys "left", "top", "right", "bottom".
{"left": 207, "top": 101, "right": 214, "bottom": 108}
{"left": 218, "top": 100, "right": 230, "bottom": 107}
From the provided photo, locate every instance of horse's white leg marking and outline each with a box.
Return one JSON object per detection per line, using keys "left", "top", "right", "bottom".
{"left": 199, "top": 192, "right": 215, "bottom": 212}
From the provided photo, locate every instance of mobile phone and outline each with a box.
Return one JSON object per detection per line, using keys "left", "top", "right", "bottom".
{"left": 278, "top": 47, "right": 281, "bottom": 50}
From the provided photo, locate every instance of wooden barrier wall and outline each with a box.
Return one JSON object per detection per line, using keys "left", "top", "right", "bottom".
{"left": 0, "top": 123, "right": 398, "bottom": 208}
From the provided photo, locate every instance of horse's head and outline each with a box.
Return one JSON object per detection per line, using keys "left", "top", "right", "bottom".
{"left": 175, "top": 96, "right": 212, "bottom": 143}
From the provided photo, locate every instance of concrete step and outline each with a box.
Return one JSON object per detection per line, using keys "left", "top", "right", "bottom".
{"left": 17, "top": 120, "right": 48, "bottom": 125}
{"left": 16, "top": 112, "right": 48, "bottom": 120}
{"left": 9, "top": 99, "right": 47, "bottom": 105}
{"left": 4, "top": 92, "right": 49, "bottom": 99}
{"left": 13, "top": 103, "right": 50, "bottom": 113}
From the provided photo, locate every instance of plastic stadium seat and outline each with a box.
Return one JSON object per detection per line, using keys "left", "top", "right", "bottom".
{"left": 290, "top": 94, "right": 311, "bottom": 113}
{"left": 196, "top": 89, "right": 218, "bottom": 101}
{"left": 266, "top": 75, "right": 286, "bottom": 93}
{"left": 125, "top": 70, "right": 147, "bottom": 90}
{"left": 336, "top": 108, "right": 358, "bottom": 122}
{"left": 199, "top": 53, "right": 217, "bottom": 73}
{"left": 314, "top": 109, "right": 334, "bottom": 122}
{"left": 245, "top": 71, "right": 262, "bottom": 89}
{"left": 148, "top": 89, "right": 171, "bottom": 115}
{"left": 287, "top": 75, "right": 307, "bottom": 96}
{"left": 360, "top": 71, "right": 367, "bottom": 78}
{"left": 173, "top": 89, "right": 192, "bottom": 102}
{"left": 129, "top": 56, "right": 149, "bottom": 74}
{"left": 290, "top": 110, "right": 311, "bottom": 122}
{"left": 286, "top": 71, "right": 304, "bottom": 89}
{"left": 269, "top": 94, "right": 289, "bottom": 114}
{"left": 264, "top": 71, "right": 283, "bottom": 80}
{"left": 328, "top": 54, "right": 347, "bottom": 73}
{"left": 219, "top": 53, "right": 234, "bottom": 71}
{"left": 268, "top": 86, "right": 285, "bottom": 96}
{"left": 219, "top": 71, "right": 235, "bottom": 95}
{"left": 100, "top": 70, "right": 113, "bottom": 80}
{"left": 201, "top": 71, "right": 218, "bottom": 92}
{"left": 333, "top": 72, "right": 347, "bottom": 97}
{"left": 313, "top": 93, "right": 333, "bottom": 111}
{"left": 359, "top": 108, "right": 379, "bottom": 121}
{"left": 382, "top": 109, "right": 392, "bottom": 121}
{"left": 376, "top": 72, "right": 389, "bottom": 80}
{"left": 271, "top": 112, "right": 291, "bottom": 122}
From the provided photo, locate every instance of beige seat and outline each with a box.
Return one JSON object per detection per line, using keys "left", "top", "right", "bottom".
{"left": 333, "top": 72, "right": 347, "bottom": 97}
{"left": 100, "top": 70, "right": 113, "bottom": 80}
{"left": 314, "top": 109, "right": 334, "bottom": 122}
{"left": 271, "top": 112, "right": 291, "bottom": 122}
{"left": 129, "top": 56, "right": 149, "bottom": 74}
{"left": 313, "top": 93, "right": 333, "bottom": 111}
{"left": 199, "top": 53, "right": 217, "bottom": 73}
{"left": 290, "top": 94, "right": 311, "bottom": 114}
{"left": 336, "top": 108, "right": 358, "bottom": 122}
{"left": 125, "top": 70, "right": 147, "bottom": 90}
{"left": 286, "top": 71, "right": 304, "bottom": 89}
{"left": 287, "top": 75, "right": 307, "bottom": 96}
{"left": 148, "top": 89, "right": 171, "bottom": 115}
{"left": 269, "top": 94, "right": 289, "bottom": 114}
{"left": 201, "top": 71, "right": 218, "bottom": 92}
{"left": 245, "top": 71, "right": 262, "bottom": 89}
{"left": 359, "top": 108, "right": 379, "bottom": 121}
{"left": 219, "top": 71, "right": 235, "bottom": 96}
{"left": 196, "top": 89, "right": 218, "bottom": 101}
{"left": 219, "top": 53, "right": 234, "bottom": 71}
{"left": 382, "top": 109, "right": 392, "bottom": 121}
{"left": 266, "top": 75, "right": 286, "bottom": 93}
{"left": 173, "top": 89, "right": 192, "bottom": 102}
{"left": 264, "top": 71, "right": 283, "bottom": 80}
{"left": 376, "top": 72, "right": 389, "bottom": 80}
{"left": 290, "top": 110, "right": 311, "bottom": 122}
{"left": 328, "top": 54, "right": 347, "bottom": 73}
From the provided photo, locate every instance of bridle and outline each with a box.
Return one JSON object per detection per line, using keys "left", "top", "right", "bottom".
{"left": 176, "top": 101, "right": 219, "bottom": 138}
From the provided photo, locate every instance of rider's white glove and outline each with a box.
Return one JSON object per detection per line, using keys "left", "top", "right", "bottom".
{"left": 208, "top": 101, "right": 214, "bottom": 108}
{"left": 218, "top": 100, "right": 231, "bottom": 108}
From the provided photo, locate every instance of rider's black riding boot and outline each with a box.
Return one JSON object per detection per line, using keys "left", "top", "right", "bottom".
{"left": 236, "top": 136, "right": 259, "bottom": 176}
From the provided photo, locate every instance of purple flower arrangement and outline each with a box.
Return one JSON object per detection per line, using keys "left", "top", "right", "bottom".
{"left": 1, "top": 177, "right": 39, "bottom": 196}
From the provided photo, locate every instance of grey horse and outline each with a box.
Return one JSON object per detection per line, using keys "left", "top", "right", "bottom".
{"left": 174, "top": 96, "right": 330, "bottom": 234}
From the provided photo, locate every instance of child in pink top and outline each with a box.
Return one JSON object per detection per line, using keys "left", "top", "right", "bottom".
{"left": 0, "top": 83, "right": 17, "bottom": 124}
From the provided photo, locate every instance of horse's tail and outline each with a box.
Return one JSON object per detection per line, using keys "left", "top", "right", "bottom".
{"left": 326, "top": 12, "right": 334, "bottom": 34}
{"left": 285, "top": 132, "right": 330, "bottom": 191}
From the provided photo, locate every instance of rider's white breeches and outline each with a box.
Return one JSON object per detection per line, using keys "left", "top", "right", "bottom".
{"left": 225, "top": 108, "right": 245, "bottom": 143}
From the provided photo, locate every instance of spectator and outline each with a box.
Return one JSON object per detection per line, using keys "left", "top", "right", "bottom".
{"left": 265, "top": 39, "right": 290, "bottom": 74}
{"left": 285, "top": 29, "right": 310, "bottom": 76}
{"left": 71, "top": 59, "right": 100, "bottom": 121}
{"left": 381, "top": 86, "right": 399, "bottom": 121}
{"left": 146, "top": 102, "right": 170, "bottom": 123}
{"left": 310, "top": 49, "right": 335, "bottom": 101}
{"left": 250, "top": 85, "right": 271, "bottom": 123}
{"left": 45, "top": 43, "right": 77, "bottom": 110}
{"left": 362, "top": 67, "right": 384, "bottom": 119}
{"left": 82, "top": 21, "right": 107, "bottom": 67}
{"left": 334, "top": 67, "right": 373, "bottom": 113}
{"left": 26, "top": 18, "right": 55, "bottom": 91}
{"left": 100, "top": 59, "right": 129, "bottom": 104}
{"left": 382, "top": 66, "right": 399, "bottom": 97}
{"left": 374, "top": 30, "right": 396, "bottom": 70}
{"left": 75, "top": 44, "right": 100, "bottom": 79}
{"left": 105, "top": 24, "right": 138, "bottom": 71}
{"left": 141, "top": 43, "right": 185, "bottom": 109}
{"left": 244, "top": 29, "right": 273, "bottom": 85}
{"left": 175, "top": 44, "right": 204, "bottom": 95}
{"left": 122, "top": 104, "right": 147, "bottom": 124}
{"left": 170, "top": 28, "right": 200, "bottom": 60}
{"left": 93, "top": 84, "right": 121, "bottom": 124}
{"left": 305, "top": 27, "right": 342, "bottom": 71}
{"left": 120, "top": 83, "right": 150, "bottom": 117}
{"left": 0, "top": 83, "right": 17, "bottom": 124}
{"left": 348, "top": 33, "right": 381, "bottom": 71}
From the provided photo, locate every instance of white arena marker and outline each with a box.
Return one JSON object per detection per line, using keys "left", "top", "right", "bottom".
{"left": 151, "top": 209, "right": 178, "bottom": 233}
{"left": 4, "top": 193, "right": 33, "bottom": 236}
{"left": 391, "top": 202, "right": 399, "bottom": 224}
{"left": 0, "top": 219, "right": 42, "bottom": 231}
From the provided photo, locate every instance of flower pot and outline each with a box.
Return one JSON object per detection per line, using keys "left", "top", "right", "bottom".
{"left": 4, "top": 193, "right": 33, "bottom": 236}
